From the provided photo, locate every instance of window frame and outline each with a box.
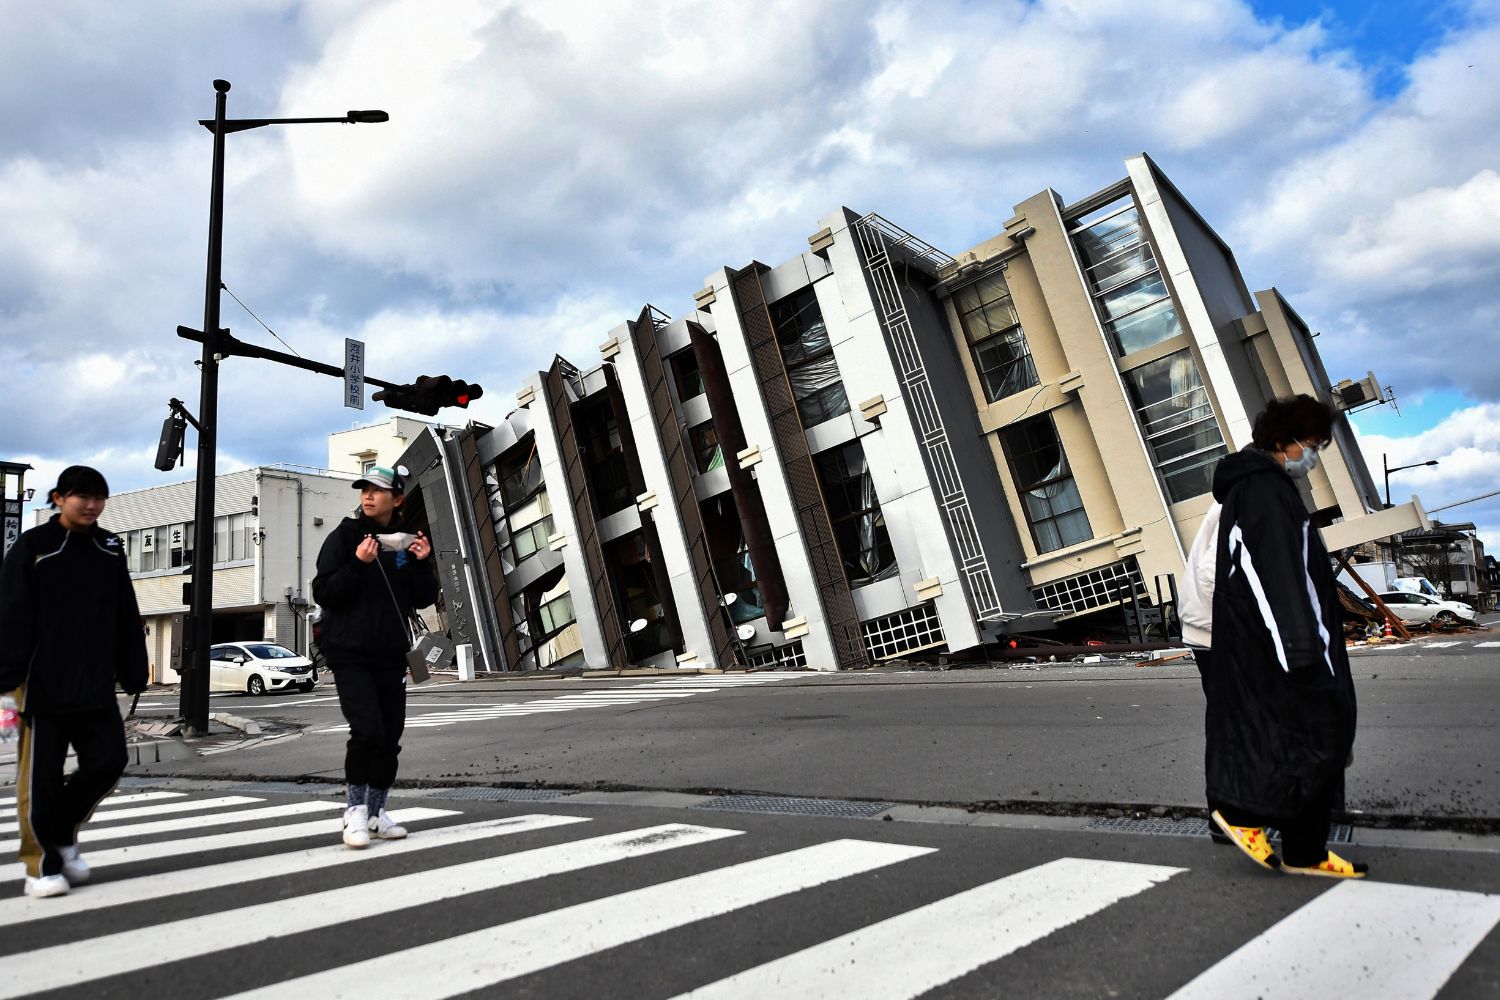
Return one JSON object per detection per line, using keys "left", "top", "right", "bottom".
{"left": 1122, "top": 350, "right": 1228, "bottom": 504}
{"left": 769, "top": 286, "right": 851, "bottom": 428}
{"left": 813, "top": 441, "right": 898, "bottom": 588}
{"left": 1001, "top": 413, "right": 1092, "bottom": 554}
{"left": 952, "top": 269, "right": 1040, "bottom": 403}
{"left": 1070, "top": 196, "right": 1185, "bottom": 357}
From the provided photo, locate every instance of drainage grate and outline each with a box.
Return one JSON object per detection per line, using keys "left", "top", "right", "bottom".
{"left": 1087, "top": 816, "right": 1212, "bottom": 837}
{"left": 424, "top": 787, "right": 570, "bottom": 802}
{"left": 1085, "top": 816, "right": 1354, "bottom": 843}
{"left": 691, "top": 795, "right": 892, "bottom": 818}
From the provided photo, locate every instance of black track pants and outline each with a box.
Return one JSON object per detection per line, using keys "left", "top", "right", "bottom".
{"left": 331, "top": 663, "right": 406, "bottom": 789}
{"left": 14, "top": 701, "right": 127, "bottom": 878}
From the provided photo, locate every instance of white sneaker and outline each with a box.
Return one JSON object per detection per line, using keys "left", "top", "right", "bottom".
{"left": 342, "top": 805, "right": 370, "bottom": 849}
{"left": 23, "top": 874, "right": 70, "bottom": 898}
{"left": 58, "top": 845, "right": 90, "bottom": 885}
{"left": 367, "top": 809, "right": 407, "bottom": 840}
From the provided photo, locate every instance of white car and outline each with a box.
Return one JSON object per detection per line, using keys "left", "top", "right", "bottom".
{"left": 209, "top": 642, "right": 319, "bottom": 695}
{"left": 1377, "top": 591, "right": 1476, "bottom": 626}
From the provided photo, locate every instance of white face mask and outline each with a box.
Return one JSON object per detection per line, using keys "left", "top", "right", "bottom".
{"left": 1284, "top": 445, "right": 1320, "bottom": 478}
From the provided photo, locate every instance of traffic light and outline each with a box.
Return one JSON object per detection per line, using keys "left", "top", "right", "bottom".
{"left": 154, "top": 412, "right": 187, "bottom": 471}
{"left": 372, "top": 375, "right": 484, "bottom": 416}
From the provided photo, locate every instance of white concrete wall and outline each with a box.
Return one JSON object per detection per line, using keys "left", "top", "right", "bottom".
{"left": 816, "top": 209, "right": 982, "bottom": 651}
{"left": 522, "top": 371, "right": 611, "bottom": 668}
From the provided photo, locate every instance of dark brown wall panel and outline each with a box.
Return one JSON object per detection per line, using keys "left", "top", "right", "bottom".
{"left": 545, "top": 360, "right": 630, "bottom": 667}
{"left": 728, "top": 265, "right": 869, "bottom": 670}
{"left": 630, "top": 307, "right": 740, "bottom": 667}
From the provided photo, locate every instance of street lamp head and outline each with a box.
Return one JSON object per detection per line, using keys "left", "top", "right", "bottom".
{"left": 1425, "top": 460, "right": 1439, "bottom": 467}
{"left": 346, "top": 110, "right": 389, "bottom": 123}
{"left": 214, "top": 79, "right": 231, "bottom": 93}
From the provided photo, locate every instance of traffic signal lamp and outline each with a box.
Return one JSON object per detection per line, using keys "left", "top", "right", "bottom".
{"left": 154, "top": 412, "right": 187, "bottom": 471}
{"left": 372, "top": 375, "right": 484, "bottom": 416}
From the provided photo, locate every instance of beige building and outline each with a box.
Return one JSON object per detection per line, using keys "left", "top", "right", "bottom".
{"left": 933, "top": 153, "right": 1384, "bottom": 625}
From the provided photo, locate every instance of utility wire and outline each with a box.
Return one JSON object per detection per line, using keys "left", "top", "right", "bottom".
{"left": 1426, "top": 488, "right": 1500, "bottom": 514}
{"left": 221, "top": 282, "right": 302, "bottom": 358}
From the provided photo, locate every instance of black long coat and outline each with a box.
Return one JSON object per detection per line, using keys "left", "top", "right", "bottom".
{"left": 1206, "top": 447, "right": 1356, "bottom": 820}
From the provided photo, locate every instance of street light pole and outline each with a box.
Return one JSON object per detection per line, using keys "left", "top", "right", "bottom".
{"left": 181, "top": 80, "right": 231, "bottom": 737}
{"left": 1383, "top": 453, "right": 1440, "bottom": 508}
{"left": 178, "top": 81, "right": 387, "bottom": 736}
{"left": 1381, "top": 453, "right": 1439, "bottom": 588}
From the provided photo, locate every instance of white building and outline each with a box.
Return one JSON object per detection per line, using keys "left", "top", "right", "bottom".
{"left": 78, "top": 418, "right": 438, "bottom": 684}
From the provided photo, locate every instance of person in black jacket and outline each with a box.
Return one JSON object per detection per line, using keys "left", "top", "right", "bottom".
{"left": 0, "top": 466, "right": 148, "bottom": 898}
{"left": 1206, "top": 395, "right": 1364, "bottom": 878}
{"left": 312, "top": 466, "right": 437, "bottom": 848}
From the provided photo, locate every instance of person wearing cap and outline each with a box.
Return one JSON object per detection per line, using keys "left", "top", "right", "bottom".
{"left": 0, "top": 465, "right": 148, "bottom": 898}
{"left": 312, "top": 465, "right": 437, "bottom": 848}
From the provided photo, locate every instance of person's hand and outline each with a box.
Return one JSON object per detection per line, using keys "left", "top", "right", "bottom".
{"left": 409, "top": 531, "right": 432, "bottom": 561}
{"left": 356, "top": 535, "right": 380, "bottom": 563}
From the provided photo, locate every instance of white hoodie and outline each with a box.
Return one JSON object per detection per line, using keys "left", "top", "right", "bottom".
{"left": 1179, "top": 502, "right": 1220, "bottom": 649}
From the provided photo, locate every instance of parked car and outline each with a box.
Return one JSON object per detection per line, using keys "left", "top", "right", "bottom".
{"left": 1376, "top": 591, "right": 1476, "bottom": 626}
{"left": 209, "top": 642, "right": 319, "bottom": 695}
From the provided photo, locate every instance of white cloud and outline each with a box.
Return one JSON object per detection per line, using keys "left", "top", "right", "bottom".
{"left": 1354, "top": 402, "right": 1500, "bottom": 551}
{"left": 4, "top": 0, "right": 1500, "bottom": 543}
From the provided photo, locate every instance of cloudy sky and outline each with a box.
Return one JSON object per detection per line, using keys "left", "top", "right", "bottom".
{"left": 4, "top": 0, "right": 1498, "bottom": 549}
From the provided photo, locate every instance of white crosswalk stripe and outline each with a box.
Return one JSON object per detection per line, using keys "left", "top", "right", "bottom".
{"left": 4, "top": 822, "right": 743, "bottom": 997}
{"left": 0, "top": 812, "right": 571, "bottom": 927}
{"left": 317, "top": 672, "right": 807, "bottom": 733}
{"left": 1166, "top": 880, "right": 1500, "bottom": 999}
{"left": 1474, "top": 640, "right": 1500, "bottom": 648}
{"left": 670, "top": 857, "right": 1183, "bottom": 999}
{"left": 3, "top": 785, "right": 1496, "bottom": 999}
{"left": 0, "top": 790, "right": 185, "bottom": 820}
{"left": 1423, "top": 641, "right": 1463, "bottom": 647}
{"left": 223, "top": 838, "right": 936, "bottom": 1000}
{"left": 0, "top": 794, "right": 262, "bottom": 834}
{"left": 0, "top": 799, "right": 339, "bottom": 855}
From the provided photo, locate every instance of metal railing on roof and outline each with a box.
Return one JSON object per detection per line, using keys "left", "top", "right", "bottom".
{"left": 851, "top": 213, "right": 1005, "bottom": 621}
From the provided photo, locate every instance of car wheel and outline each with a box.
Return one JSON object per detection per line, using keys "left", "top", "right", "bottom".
{"left": 1434, "top": 611, "right": 1460, "bottom": 626}
{"left": 247, "top": 675, "right": 266, "bottom": 696}
{"left": 298, "top": 681, "right": 315, "bottom": 693}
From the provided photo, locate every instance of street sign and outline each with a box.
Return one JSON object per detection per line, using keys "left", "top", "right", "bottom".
{"left": 344, "top": 338, "right": 365, "bottom": 410}
{"left": 2, "top": 499, "right": 19, "bottom": 562}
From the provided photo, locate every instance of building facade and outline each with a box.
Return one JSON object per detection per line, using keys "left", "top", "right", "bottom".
{"left": 398, "top": 154, "right": 1392, "bottom": 672}
{"left": 95, "top": 467, "right": 366, "bottom": 684}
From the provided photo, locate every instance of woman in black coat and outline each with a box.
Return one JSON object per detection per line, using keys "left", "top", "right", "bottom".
{"left": 1206, "top": 395, "right": 1364, "bottom": 878}
{"left": 313, "top": 466, "right": 437, "bottom": 849}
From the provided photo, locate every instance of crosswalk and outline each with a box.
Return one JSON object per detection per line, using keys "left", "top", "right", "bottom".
{"left": 2, "top": 787, "right": 1498, "bottom": 998}
{"left": 315, "top": 671, "right": 807, "bottom": 734}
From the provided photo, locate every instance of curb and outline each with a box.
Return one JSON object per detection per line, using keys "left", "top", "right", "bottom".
{"left": 209, "top": 712, "right": 262, "bottom": 736}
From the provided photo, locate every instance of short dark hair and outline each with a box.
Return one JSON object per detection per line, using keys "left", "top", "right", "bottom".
{"left": 49, "top": 465, "right": 110, "bottom": 506}
{"left": 1251, "top": 395, "right": 1335, "bottom": 451}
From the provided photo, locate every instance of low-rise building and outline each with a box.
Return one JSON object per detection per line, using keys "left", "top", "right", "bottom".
{"left": 394, "top": 154, "right": 1401, "bottom": 671}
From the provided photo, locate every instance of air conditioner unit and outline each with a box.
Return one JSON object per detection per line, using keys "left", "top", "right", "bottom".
{"left": 1332, "top": 371, "right": 1386, "bottom": 412}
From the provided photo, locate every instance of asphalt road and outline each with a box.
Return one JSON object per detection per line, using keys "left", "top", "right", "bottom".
{"left": 131, "top": 635, "right": 1500, "bottom": 826}
{"left": 4, "top": 782, "right": 1497, "bottom": 998}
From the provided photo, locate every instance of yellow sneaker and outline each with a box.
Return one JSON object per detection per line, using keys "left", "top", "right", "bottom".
{"left": 1282, "top": 851, "right": 1368, "bottom": 878}
{"left": 1211, "top": 810, "right": 1281, "bottom": 871}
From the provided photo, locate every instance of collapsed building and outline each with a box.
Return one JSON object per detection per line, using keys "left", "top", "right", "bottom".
{"left": 401, "top": 154, "right": 1421, "bottom": 672}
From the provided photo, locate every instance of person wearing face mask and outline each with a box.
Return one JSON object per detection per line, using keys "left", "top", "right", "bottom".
{"left": 1203, "top": 395, "right": 1364, "bottom": 878}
